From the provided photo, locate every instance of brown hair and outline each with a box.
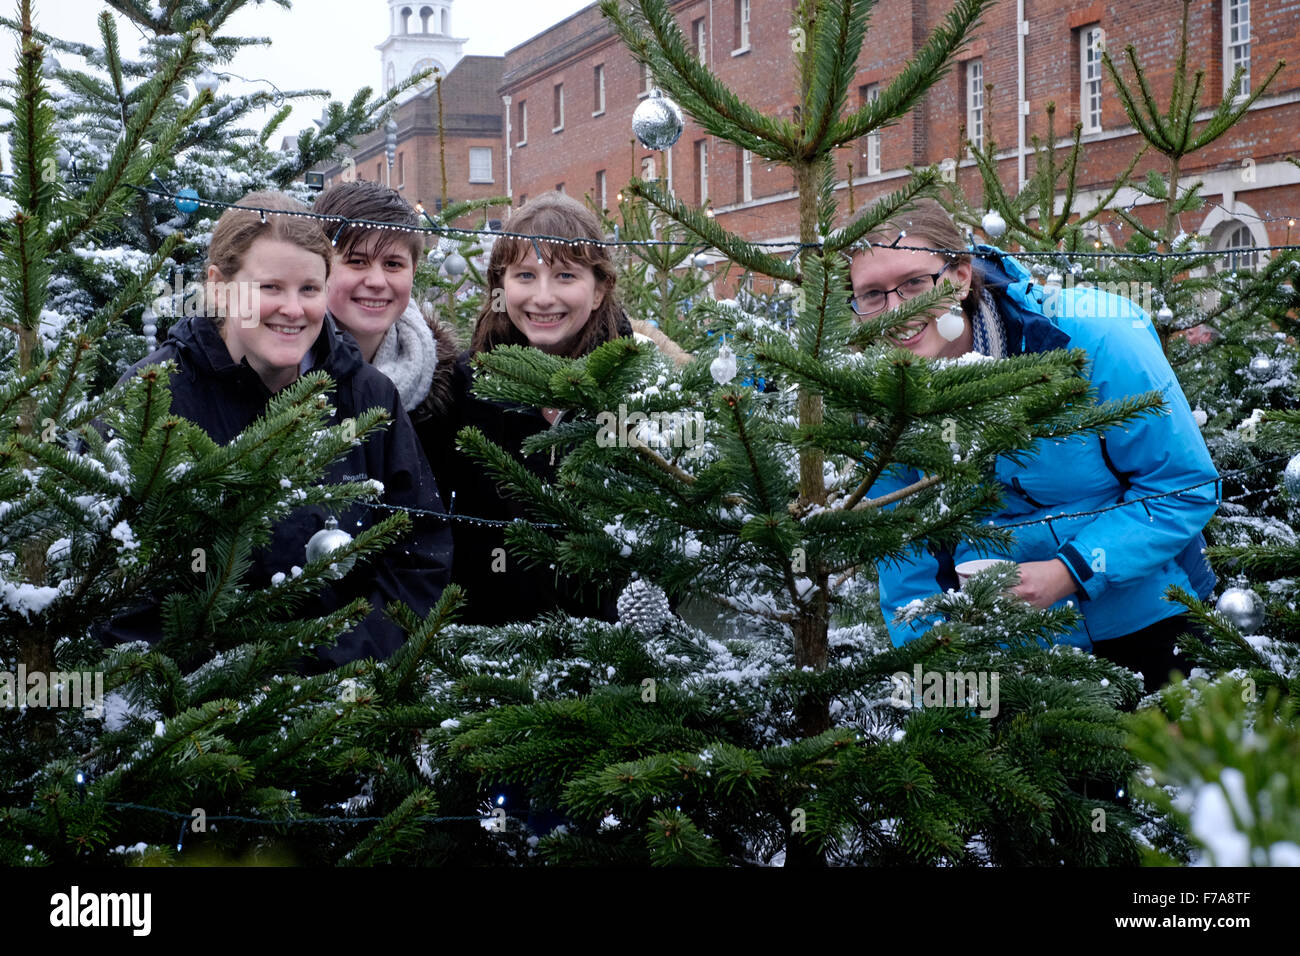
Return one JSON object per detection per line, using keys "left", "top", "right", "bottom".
{"left": 313, "top": 180, "right": 425, "bottom": 265}
{"left": 206, "top": 191, "right": 334, "bottom": 324}
{"left": 470, "top": 191, "right": 621, "bottom": 358}
{"left": 855, "top": 197, "right": 984, "bottom": 319}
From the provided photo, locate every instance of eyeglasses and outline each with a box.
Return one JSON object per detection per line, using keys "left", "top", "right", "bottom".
{"left": 849, "top": 263, "right": 952, "bottom": 317}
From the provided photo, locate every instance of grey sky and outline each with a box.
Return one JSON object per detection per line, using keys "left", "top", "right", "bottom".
{"left": 18, "top": 0, "right": 595, "bottom": 136}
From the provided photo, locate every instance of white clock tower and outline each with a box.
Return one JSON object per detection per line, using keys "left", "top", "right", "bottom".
{"left": 378, "top": 1, "right": 466, "bottom": 100}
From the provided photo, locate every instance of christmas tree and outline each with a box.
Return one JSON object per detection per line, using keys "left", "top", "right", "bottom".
{"left": 431, "top": 0, "right": 1170, "bottom": 864}
{"left": 0, "top": 0, "right": 481, "bottom": 865}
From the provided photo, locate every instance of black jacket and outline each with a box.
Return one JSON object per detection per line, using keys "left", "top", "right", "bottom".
{"left": 416, "top": 339, "right": 623, "bottom": 626}
{"left": 108, "top": 315, "right": 453, "bottom": 666}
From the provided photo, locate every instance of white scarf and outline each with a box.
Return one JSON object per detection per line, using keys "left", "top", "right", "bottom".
{"left": 371, "top": 303, "right": 438, "bottom": 412}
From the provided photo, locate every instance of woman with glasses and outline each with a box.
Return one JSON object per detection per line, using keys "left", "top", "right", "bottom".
{"left": 852, "top": 199, "right": 1218, "bottom": 689}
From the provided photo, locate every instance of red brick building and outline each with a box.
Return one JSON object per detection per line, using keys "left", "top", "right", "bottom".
{"left": 317, "top": 53, "right": 509, "bottom": 229}
{"left": 501, "top": 0, "right": 1300, "bottom": 266}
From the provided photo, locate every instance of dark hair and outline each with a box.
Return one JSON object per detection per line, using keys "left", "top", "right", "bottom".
{"left": 314, "top": 180, "right": 425, "bottom": 265}
{"left": 206, "top": 191, "right": 333, "bottom": 325}
{"left": 471, "top": 192, "right": 621, "bottom": 358}
{"left": 855, "top": 197, "right": 985, "bottom": 319}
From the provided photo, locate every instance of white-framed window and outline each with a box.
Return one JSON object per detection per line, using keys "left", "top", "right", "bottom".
{"left": 733, "top": 0, "right": 750, "bottom": 54}
{"left": 1216, "top": 222, "right": 1259, "bottom": 272}
{"left": 1224, "top": 0, "right": 1251, "bottom": 97}
{"left": 1080, "top": 24, "right": 1104, "bottom": 134}
{"left": 641, "top": 62, "right": 652, "bottom": 96}
{"left": 693, "top": 18, "right": 707, "bottom": 63}
{"left": 641, "top": 155, "right": 656, "bottom": 180}
{"left": 736, "top": 147, "right": 753, "bottom": 203}
{"left": 596, "top": 169, "right": 607, "bottom": 209}
{"left": 469, "top": 146, "right": 493, "bottom": 183}
{"left": 553, "top": 82, "right": 564, "bottom": 132}
{"left": 593, "top": 64, "right": 605, "bottom": 115}
{"left": 863, "top": 84, "right": 881, "bottom": 176}
{"left": 696, "top": 139, "right": 708, "bottom": 204}
{"left": 966, "top": 59, "right": 984, "bottom": 151}
{"left": 516, "top": 100, "right": 527, "bottom": 146}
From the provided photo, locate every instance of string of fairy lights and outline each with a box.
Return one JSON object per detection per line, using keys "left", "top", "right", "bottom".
{"left": 7, "top": 178, "right": 1289, "bottom": 533}
{"left": 19, "top": 175, "right": 1300, "bottom": 262}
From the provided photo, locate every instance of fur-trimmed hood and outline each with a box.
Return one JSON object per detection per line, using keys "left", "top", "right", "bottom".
{"left": 409, "top": 311, "right": 464, "bottom": 424}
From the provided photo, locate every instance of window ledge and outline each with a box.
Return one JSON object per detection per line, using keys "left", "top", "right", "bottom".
{"left": 469, "top": 178, "right": 494, "bottom": 185}
{"left": 731, "top": 45, "right": 750, "bottom": 58}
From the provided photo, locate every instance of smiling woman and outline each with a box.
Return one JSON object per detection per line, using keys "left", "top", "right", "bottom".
{"left": 856, "top": 198, "right": 1218, "bottom": 689}
{"left": 417, "top": 191, "right": 630, "bottom": 625}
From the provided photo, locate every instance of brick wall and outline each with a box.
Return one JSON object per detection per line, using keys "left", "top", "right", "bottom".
{"left": 498, "top": 0, "right": 1299, "bottom": 253}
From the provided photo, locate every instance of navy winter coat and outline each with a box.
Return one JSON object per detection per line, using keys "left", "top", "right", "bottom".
{"left": 416, "top": 345, "right": 624, "bottom": 626}
{"left": 872, "top": 249, "right": 1218, "bottom": 649}
{"left": 109, "top": 315, "right": 453, "bottom": 666}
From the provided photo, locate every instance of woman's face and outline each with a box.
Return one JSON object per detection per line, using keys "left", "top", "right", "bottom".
{"left": 211, "top": 236, "right": 328, "bottom": 392}
{"left": 849, "top": 240, "right": 972, "bottom": 359}
{"left": 326, "top": 235, "right": 416, "bottom": 359}
{"left": 502, "top": 249, "right": 606, "bottom": 355}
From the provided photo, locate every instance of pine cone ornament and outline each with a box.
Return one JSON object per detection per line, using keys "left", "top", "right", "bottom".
{"left": 617, "top": 579, "right": 673, "bottom": 636}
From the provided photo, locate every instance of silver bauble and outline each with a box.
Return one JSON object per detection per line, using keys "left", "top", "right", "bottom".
{"left": 1156, "top": 305, "right": 1174, "bottom": 324}
{"left": 1248, "top": 355, "right": 1275, "bottom": 380}
{"left": 936, "top": 307, "right": 965, "bottom": 342}
{"left": 426, "top": 247, "right": 447, "bottom": 266}
{"left": 443, "top": 252, "right": 468, "bottom": 276}
{"left": 194, "top": 70, "right": 220, "bottom": 94}
{"left": 710, "top": 344, "right": 737, "bottom": 385}
{"left": 1283, "top": 452, "right": 1300, "bottom": 497}
{"left": 632, "top": 88, "right": 684, "bottom": 152}
{"left": 1215, "top": 587, "right": 1264, "bottom": 634}
{"left": 305, "top": 516, "right": 355, "bottom": 579}
{"left": 617, "top": 579, "right": 673, "bottom": 637}
{"left": 692, "top": 252, "right": 710, "bottom": 269}
{"left": 980, "top": 209, "right": 1007, "bottom": 239}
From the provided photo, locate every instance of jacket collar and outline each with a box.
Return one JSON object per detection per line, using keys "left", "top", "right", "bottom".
{"left": 971, "top": 246, "right": 1072, "bottom": 355}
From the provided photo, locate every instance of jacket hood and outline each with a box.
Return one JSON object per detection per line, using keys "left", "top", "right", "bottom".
{"left": 413, "top": 314, "right": 464, "bottom": 421}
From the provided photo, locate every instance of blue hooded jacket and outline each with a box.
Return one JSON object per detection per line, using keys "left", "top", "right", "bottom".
{"left": 873, "top": 248, "right": 1218, "bottom": 649}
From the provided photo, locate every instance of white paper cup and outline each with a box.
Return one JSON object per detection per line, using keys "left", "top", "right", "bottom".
{"left": 955, "top": 559, "right": 1013, "bottom": 589}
